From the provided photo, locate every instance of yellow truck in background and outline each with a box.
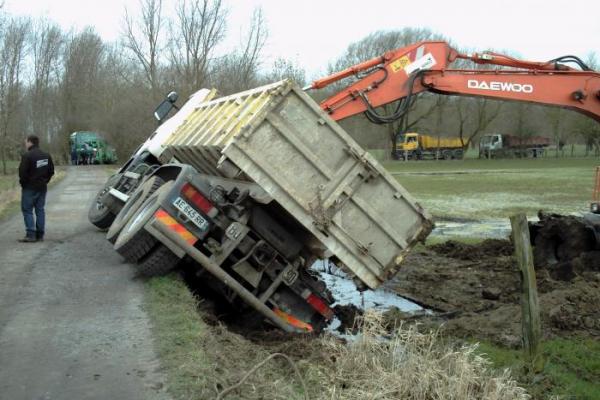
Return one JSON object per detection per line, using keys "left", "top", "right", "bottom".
{"left": 394, "top": 133, "right": 465, "bottom": 160}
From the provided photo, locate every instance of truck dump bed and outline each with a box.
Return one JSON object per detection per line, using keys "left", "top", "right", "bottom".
{"left": 504, "top": 135, "right": 551, "bottom": 148}
{"left": 160, "top": 80, "right": 432, "bottom": 289}
{"left": 419, "top": 135, "right": 463, "bottom": 150}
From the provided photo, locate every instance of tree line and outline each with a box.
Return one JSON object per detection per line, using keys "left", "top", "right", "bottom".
{"left": 1, "top": 2, "right": 598, "bottom": 175}
{"left": 0, "top": 0, "right": 305, "bottom": 173}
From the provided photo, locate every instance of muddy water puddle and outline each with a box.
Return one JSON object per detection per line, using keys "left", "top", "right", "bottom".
{"left": 430, "top": 213, "right": 582, "bottom": 240}
{"left": 430, "top": 218, "right": 514, "bottom": 239}
{"left": 312, "top": 261, "right": 426, "bottom": 334}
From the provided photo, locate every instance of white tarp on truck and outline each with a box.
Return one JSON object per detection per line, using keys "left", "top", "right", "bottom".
{"left": 159, "top": 80, "right": 432, "bottom": 290}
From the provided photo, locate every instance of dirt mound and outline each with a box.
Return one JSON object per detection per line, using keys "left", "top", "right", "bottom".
{"left": 531, "top": 213, "right": 596, "bottom": 264}
{"left": 530, "top": 212, "right": 600, "bottom": 281}
{"left": 390, "top": 246, "right": 520, "bottom": 314}
{"left": 440, "top": 279, "right": 600, "bottom": 346}
{"left": 430, "top": 238, "right": 513, "bottom": 260}
{"left": 390, "top": 237, "right": 600, "bottom": 346}
{"left": 333, "top": 304, "right": 363, "bottom": 333}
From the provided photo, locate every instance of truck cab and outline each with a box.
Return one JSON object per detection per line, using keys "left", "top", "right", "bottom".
{"left": 479, "top": 134, "right": 502, "bottom": 158}
{"left": 396, "top": 133, "right": 419, "bottom": 152}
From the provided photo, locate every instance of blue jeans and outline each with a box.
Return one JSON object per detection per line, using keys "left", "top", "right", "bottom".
{"left": 21, "top": 188, "right": 47, "bottom": 239}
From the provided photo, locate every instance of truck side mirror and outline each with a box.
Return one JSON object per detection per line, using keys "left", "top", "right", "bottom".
{"left": 153, "top": 91, "right": 179, "bottom": 123}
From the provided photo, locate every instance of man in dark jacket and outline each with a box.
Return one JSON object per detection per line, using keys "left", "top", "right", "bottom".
{"left": 18, "top": 135, "right": 54, "bottom": 242}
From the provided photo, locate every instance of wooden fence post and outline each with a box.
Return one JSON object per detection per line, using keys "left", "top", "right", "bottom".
{"left": 510, "top": 213, "right": 545, "bottom": 374}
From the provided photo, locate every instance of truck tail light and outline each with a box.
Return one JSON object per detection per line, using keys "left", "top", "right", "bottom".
{"left": 305, "top": 292, "right": 334, "bottom": 320}
{"left": 181, "top": 183, "right": 217, "bottom": 217}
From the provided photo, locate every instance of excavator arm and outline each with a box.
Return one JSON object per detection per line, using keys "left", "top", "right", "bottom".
{"left": 308, "top": 41, "right": 600, "bottom": 123}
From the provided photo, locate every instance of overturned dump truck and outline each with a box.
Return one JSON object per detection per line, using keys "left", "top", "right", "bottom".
{"left": 91, "top": 80, "right": 432, "bottom": 332}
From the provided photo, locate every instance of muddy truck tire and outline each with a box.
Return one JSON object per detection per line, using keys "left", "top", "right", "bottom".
{"left": 114, "top": 181, "right": 174, "bottom": 262}
{"left": 88, "top": 173, "right": 123, "bottom": 229}
{"left": 106, "top": 176, "right": 165, "bottom": 244}
{"left": 134, "top": 244, "right": 180, "bottom": 277}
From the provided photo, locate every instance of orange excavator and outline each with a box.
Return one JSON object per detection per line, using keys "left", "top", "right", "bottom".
{"left": 304, "top": 40, "right": 600, "bottom": 270}
{"left": 307, "top": 40, "right": 600, "bottom": 125}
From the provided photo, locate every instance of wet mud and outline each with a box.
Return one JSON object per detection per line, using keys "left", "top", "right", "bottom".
{"left": 389, "top": 238, "right": 600, "bottom": 346}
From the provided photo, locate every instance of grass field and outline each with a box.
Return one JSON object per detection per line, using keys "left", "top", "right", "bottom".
{"left": 381, "top": 156, "right": 598, "bottom": 220}
{"left": 0, "top": 163, "right": 66, "bottom": 220}
{"left": 477, "top": 339, "right": 600, "bottom": 400}
{"left": 0, "top": 169, "right": 22, "bottom": 219}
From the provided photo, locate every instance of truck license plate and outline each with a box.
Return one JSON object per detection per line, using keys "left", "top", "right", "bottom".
{"left": 172, "top": 197, "right": 209, "bottom": 231}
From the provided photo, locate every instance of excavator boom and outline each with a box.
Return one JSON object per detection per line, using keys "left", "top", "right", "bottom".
{"left": 309, "top": 41, "right": 600, "bottom": 123}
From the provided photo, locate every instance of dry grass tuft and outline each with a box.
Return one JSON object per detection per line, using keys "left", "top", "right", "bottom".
{"left": 315, "top": 310, "right": 529, "bottom": 400}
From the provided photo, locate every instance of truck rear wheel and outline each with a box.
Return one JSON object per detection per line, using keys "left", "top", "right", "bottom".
{"left": 114, "top": 181, "right": 174, "bottom": 262}
{"left": 106, "top": 176, "right": 164, "bottom": 244}
{"left": 134, "top": 244, "right": 180, "bottom": 277}
{"left": 88, "top": 173, "right": 122, "bottom": 230}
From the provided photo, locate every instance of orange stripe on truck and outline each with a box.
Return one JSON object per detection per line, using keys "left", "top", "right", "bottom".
{"left": 154, "top": 208, "right": 198, "bottom": 245}
{"left": 273, "top": 308, "right": 313, "bottom": 332}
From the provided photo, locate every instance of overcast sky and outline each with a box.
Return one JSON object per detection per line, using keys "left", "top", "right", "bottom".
{"left": 4, "top": 0, "right": 599, "bottom": 79}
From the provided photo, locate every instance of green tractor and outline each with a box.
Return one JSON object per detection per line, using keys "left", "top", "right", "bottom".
{"left": 69, "top": 131, "right": 118, "bottom": 165}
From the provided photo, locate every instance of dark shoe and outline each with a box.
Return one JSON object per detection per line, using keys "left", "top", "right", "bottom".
{"left": 36, "top": 237, "right": 44, "bottom": 242}
{"left": 18, "top": 237, "right": 37, "bottom": 243}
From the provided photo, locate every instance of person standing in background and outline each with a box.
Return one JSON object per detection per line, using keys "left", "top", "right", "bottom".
{"left": 71, "top": 146, "right": 78, "bottom": 165}
{"left": 18, "top": 135, "right": 54, "bottom": 242}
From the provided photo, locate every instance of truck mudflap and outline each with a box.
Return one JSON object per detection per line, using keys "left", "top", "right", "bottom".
{"left": 145, "top": 207, "right": 333, "bottom": 333}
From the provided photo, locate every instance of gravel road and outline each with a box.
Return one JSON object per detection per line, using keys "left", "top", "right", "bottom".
{"left": 0, "top": 166, "right": 171, "bottom": 400}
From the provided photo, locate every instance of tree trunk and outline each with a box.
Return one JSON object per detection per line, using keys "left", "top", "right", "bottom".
{"left": 1, "top": 143, "right": 7, "bottom": 175}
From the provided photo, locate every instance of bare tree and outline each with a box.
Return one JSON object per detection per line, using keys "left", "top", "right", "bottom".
{"left": 262, "top": 57, "right": 306, "bottom": 86}
{"left": 31, "top": 19, "right": 63, "bottom": 143}
{"left": 543, "top": 107, "right": 567, "bottom": 157}
{"left": 0, "top": 17, "right": 30, "bottom": 174}
{"left": 61, "top": 28, "right": 105, "bottom": 136}
{"left": 214, "top": 7, "right": 267, "bottom": 94}
{"left": 169, "top": 0, "right": 226, "bottom": 95}
{"left": 95, "top": 44, "right": 160, "bottom": 160}
{"left": 122, "top": 0, "right": 163, "bottom": 94}
{"left": 455, "top": 97, "right": 503, "bottom": 149}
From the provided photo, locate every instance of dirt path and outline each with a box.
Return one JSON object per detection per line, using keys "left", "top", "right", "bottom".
{"left": 0, "top": 167, "right": 170, "bottom": 400}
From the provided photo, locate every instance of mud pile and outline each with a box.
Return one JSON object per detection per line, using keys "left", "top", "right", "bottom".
{"left": 530, "top": 212, "right": 600, "bottom": 280}
{"left": 389, "top": 238, "right": 600, "bottom": 346}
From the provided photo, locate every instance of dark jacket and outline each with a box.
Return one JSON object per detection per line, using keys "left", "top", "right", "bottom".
{"left": 19, "top": 145, "right": 55, "bottom": 191}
